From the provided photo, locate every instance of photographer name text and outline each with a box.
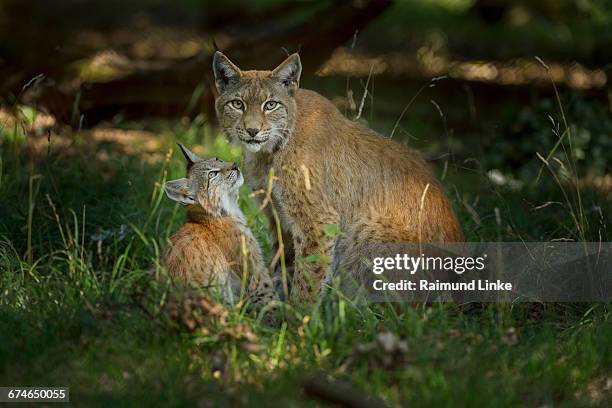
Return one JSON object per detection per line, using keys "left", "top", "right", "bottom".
{"left": 371, "top": 253, "right": 513, "bottom": 292}
{"left": 373, "top": 279, "right": 512, "bottom": 292}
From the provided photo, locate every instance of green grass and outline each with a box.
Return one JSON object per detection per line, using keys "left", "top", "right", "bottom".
{"left": 0, "top": 101, "right": 611, "bottom": 407}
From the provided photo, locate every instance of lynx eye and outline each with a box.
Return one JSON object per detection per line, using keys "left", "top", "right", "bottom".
{"left": 208, "top": 170, "right": 219, "bottom": 179}
{"left": 263, "top": 101, "right": 279, "bottom": 112}
{"left": 230, "top": 100, "right": 244, "bottom": 110}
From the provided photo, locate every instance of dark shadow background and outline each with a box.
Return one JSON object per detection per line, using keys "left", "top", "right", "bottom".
{"left": 1, "top": 0, "right": 610, "bottom": 173}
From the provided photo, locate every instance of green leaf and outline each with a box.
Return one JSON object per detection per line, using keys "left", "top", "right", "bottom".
{"left": 323, "top": 224, "right": 341, "bottom": 237}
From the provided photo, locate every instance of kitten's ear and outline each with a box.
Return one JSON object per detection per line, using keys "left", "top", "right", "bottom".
{"left": 177, "top": 143, "right": 201, "bottom": 170}
{"left": 164, "top": 178, "right": 196, "bottom": 205}
{"left": 213, "top": 51, "right": 241, "bottom": 93}
{"left": 272, "top": 53, "right": 301, "bottom": 92}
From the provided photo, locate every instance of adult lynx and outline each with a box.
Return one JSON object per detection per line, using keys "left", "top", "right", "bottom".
{"left": 213, "top": 52, "right": 464, "bottom": 303}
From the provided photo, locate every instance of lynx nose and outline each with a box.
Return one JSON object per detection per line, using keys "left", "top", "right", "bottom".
{"left": 231, "top": 163, "right": 239, "bottom": 171}
{"left": 246, "top": 128, "right": 259, "bottom": 138}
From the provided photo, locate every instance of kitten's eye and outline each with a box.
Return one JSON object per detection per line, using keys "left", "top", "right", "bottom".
{"left": 230, "top": 100, "right": 244, "bottom": 110}
{"left": 263, "top": 101, "right": 278, "bottom": 112}
{"left": 208, "top": 171, "right": 219, "bottom": 179}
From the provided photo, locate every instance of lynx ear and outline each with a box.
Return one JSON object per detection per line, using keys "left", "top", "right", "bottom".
{"left": 177, "top": 143, "right": 201, "bottom": 170}
{"left": 272, "top": 53, "right": 301, "bottom": 92}
{"left": 164, "top": 178, "right": 196, "bottom": 205}
{"left": 213, "top": 51, "right": 241, "bottom": 93}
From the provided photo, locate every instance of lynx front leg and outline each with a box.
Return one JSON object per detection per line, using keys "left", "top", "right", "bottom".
{"left": 241, "top": 238, "right": 278, "bottom": 307}
{"left": 276, "top": 163, "right": 340, "bottom": 304}
{"left": 289, "top": 226, "right": 337, "bottom": 304}
{"left": 240, "top": 241, "right": 280, "bottom": 326}
{"left": 262, "top": 203, "right": 294, "bottom": 279}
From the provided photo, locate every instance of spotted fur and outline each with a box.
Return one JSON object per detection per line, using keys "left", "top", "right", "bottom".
{"left": 163, "top": 145, "right": 277, "bottom": 310}
{"left": 213, "top": 52, "right": 464, "bottom": 304}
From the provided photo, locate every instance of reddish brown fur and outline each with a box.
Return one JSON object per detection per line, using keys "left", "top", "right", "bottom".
{"left": 214, "top": 53, "right": 464, "bottom": 304}
{"left": 163, "top": 152, "right": 276, "bottom": 308}
{"left": 270, "top": 90, "right": 463, "bottom": 301}
{"left": 164, "top": 211, "right": 275, "bottom": 308}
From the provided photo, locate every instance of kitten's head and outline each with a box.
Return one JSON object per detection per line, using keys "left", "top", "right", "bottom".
{"left": 213, "top": 51, "right": 302, "bottom": 153}
{"left": 164, "top": 144, "right": 243, "bottom": 217}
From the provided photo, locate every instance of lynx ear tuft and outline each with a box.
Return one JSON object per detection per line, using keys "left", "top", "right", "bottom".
{"left": 177, "top": 143, "right": 201, "bottom": 170}
{"left": 213, "top": 51, "right": 241, "bottom": 93}
{"left": 272, "top": 53, "right": 302, "bottom": 92}
{"left": 164, "top": 178, "right": 196, "bottom": 206}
